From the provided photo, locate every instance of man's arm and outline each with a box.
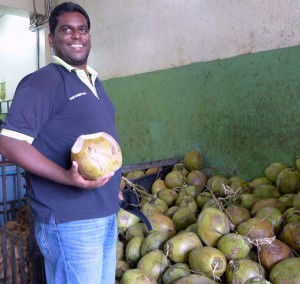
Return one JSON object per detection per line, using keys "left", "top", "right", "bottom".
{"left": 0, "top": 135, "right": 113, "bottom": 189}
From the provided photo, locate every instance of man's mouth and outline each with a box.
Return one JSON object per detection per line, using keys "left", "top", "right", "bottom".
{"left": 70, "top": 44, "right": 84, "bottom": 48}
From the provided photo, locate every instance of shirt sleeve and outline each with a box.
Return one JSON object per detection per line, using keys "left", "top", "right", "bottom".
{"left": 3, "top": 84, "right": 54, "bottom": 141}
{"left": 0, "top": 129, "right": 34, "bottom": 144}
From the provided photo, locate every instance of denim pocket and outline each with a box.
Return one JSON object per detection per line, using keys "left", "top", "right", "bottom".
{"left": 34, "top": 219, "right": 54, "bottom": 262}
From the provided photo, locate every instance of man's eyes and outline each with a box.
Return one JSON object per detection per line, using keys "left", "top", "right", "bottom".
{"left": 62, "top": 27, "right": 89, "bottom": 33}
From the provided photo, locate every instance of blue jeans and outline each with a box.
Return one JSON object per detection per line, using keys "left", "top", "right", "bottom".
{"left": 34, "top": 214, "right": 117, "bottom": 284}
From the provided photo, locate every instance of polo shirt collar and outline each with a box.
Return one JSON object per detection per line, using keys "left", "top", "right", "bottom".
{"left": 52, "top": 55, "right": 98, "bottom": 77}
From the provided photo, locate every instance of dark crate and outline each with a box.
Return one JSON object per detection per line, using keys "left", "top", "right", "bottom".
{"left": 0, "top": 226, "right": 46, "bottom": 284}
{"left": 0, "top": 162, "right": 46, "bottom": 284}
{"left": 0, "top": 228, "right": 28, "bottom": 284}
{"left": 0, "top": 163, "right": 27, "bottom": 226}
{"left": 124, "top": 165, "right": 174, "bottom": 193}
{"left": 122, "top": 157, "right": 178, "bottom": 192}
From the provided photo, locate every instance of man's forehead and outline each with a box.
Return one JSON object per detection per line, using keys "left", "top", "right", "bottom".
{"left": 57, "top": 12, "right": 88, "bottom": 26}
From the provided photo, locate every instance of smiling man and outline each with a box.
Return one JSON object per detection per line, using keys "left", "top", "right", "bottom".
{"left": 0, "top": 2, "right": 122, "bottom": 284}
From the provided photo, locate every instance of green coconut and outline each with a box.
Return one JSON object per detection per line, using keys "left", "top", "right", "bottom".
{"left": 164, "top": 206, "right": 180, "bottom": 219}
{"left": 185, "top": 223, "right": 198, "bottom": 234}
{"left": 175, "top": 195, "right": 198, "bottom": 213}
{"left": 207, "top": 175, "right": 230, "bottom": 197}
{"left": 172, "top": 163, "right": 189, "bottom": 177}
{"left": 237, "top": 217, "right": 275, "bottom": 241}
{"left": 251, "top": 198, "right": 286, "bottom": 216}
{"left": 125, "top": 222, "right": 145, "bottom": 241}
{"left": 226, "top": 259, "right": 266, "bottom": 284}
{"left": 186, "top": 170, "right": 207, "bottom": 191}
{"left": 126, "top": 170, "right": 145, "bottom": 180}
{"left": 264, "top": 162, "right": 288, "bottom": 183}
{"left": 173, "top": 274, "right": 217, "bottom": 284}
{"left": 279, "top": 222, "right": 300, "bottom": 252}
{"left": 276, "top": 168, "right": 300, "bottom": 194}
{"left": 164, "top": 231, "right": 203, "bottom": 263}
{"left": 278, "top": 193, "right": 296, "bottom": 209}
{"left": 172, "top": 206, "right": 197, "bottom": 231}
{"left": 230, "top": 180, "right": 252, "bottom": 194}
{"left": 255, "top": 207, "right": 283, "bottom": 233}
{"left": 143, "top": 213, "right": 176, "bottom": 237}
{"left": 164, "top": 170, "right": 186, "bottom": 188}
{"left": 202, "top": 198, "right": 223, "bottom": 210}
{"left": 226, "top": 205, "right": 251, "bottom": 226}
{"left": 162, "top": 263, "right": 190, "bottom": 284}
{"left": 189, "top": 246, "right": 227, "bottom": 278}
{"left": 281, "top": 207, "right": 300, "bottom": 224}
{"left": 71, "top": 132, "right": 122, "bottom": 180}
{"left": 140, "top": 231, "right": 171, "bottom": 257}
{"left": 269, "top": 257, "right": 300, "bottom": 284}
{"left": 145, "top": 167, "right": 161, "bottom": 175}
{"left": 217, "top": 233, "right": 252, "bottom": 260}
{"left": 141, "top": 196, "right": 169, "bottom": 216}
{"left": 293, "top": 192, "right": 300, "bottom": 208}
{"left": 252, "top": 184, "right": 281, "bottom": 199}
{"left": 137, "top": 249, "right": 170, "bottom": 281}
{"left": 229, "top": 175, "right": 247, "bottom": 183}
{"left": 116, "top": 260, "right": 131, "bottom": 280}
{"left": 248, "top": 177, "right": 272, "bottom": 190}
{"left": 183, "top": 150, "right": 203, "bottom": 171}
{"left": 120, "top": 268, "right": 157, "bottom": 284}
{"left": 158, "top": 188, "right": 179, "bottom": 207}
{"left": 238, "top": 194, "right": 261, "bottom": 211}
{"left": 178, "top": 185, "right": 200, "bottom": 199}
{"left": 196, "top": 207, "right": 231, "bottom": 247}
{"left": 117, "top": 208, "right": 141, "bottom": 235}
{"left": 116, "top": 239, "right": 124, "bottom": 261}
{"left": 244, "top": 277, "right": 272, "bottom": 284}
{"left": 151, "top": 179, "right": 168, "bottom": 195}
{"left": 125, "top": 236, "right": 145, "bottom": 266}
{"left": 196, "top": 192, "right": 212, "bottom": 209}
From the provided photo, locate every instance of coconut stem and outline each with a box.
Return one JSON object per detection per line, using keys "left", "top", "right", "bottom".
{"left": 122, "top": 176, "right": 154, "bottom": 201}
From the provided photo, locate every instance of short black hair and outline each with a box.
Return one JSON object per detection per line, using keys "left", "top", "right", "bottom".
{"left": 49, "top": 2, "right": 91, "bottom": 35}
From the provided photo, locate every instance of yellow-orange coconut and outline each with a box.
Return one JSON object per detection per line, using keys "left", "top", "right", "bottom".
{"left": 71, "top": 132, "right": 122, "bottom": 180}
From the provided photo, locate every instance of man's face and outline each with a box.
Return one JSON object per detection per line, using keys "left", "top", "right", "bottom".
{"left": 49, "top": 12, "right": 91, "bottom": 70}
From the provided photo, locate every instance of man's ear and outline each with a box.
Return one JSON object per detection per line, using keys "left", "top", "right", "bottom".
{"left": 48, "top": 34, "right": 55, "bottom": 47}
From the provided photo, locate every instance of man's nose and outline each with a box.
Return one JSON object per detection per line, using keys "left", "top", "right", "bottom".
{"left": 71, "top": 29, "right": 81, "bottom": 39}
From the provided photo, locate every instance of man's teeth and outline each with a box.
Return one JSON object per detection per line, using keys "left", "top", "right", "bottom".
{"left": 71, "top": 44, "right": 83, "bottom": 47}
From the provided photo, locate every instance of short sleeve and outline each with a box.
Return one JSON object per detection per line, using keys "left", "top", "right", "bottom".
{"left": 3, "top": 85, "right": 54, "bottom": 139}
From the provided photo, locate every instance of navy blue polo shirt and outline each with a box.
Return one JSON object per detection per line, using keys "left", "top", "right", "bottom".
{"left": 3, "top": 63, "right": 122, "bottom": 223}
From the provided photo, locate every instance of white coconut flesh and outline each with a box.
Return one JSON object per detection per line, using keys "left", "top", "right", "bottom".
{"left": 71, "top": 132, "right": 122, "bottom": 180}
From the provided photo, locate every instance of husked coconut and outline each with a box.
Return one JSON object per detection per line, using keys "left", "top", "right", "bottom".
{"left": 71, "top": 132, "right": 122, "bottom": 180}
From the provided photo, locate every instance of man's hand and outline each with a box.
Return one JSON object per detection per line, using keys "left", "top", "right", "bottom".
{"left": 68, "top": 161, "right": 115, "bottom": 189}
{"left": 0, "top": 136, "right": 115, "bottom": 190}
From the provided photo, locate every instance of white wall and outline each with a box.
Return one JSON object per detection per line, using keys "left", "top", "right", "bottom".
{"left": 0, "top": 14, "right": 37, "bottom": 102}
{"left": 67, "top": 0, "right": 300, "bottom": 80}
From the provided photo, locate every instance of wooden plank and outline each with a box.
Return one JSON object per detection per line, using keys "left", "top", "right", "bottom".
{"left": 121, "top": 157, "right": 179, "bottom": 173}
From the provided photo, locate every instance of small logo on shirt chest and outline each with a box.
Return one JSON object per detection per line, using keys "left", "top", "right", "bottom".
{"left": 69, "top": 92, "right": 87, "bottom": 100}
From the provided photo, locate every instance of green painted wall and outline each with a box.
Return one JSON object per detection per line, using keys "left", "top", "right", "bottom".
{"left": 103, "top": 45, "right": 300, "bottom": 179}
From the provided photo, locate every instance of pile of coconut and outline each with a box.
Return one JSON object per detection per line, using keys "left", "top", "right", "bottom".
{"left": 116, "top": 151, "right": 300, "bottom": 284}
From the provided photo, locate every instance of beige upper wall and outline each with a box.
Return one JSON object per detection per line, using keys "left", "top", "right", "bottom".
{"left": 0, "top": 0, "right": 46, "bottom": 17}
{"left": 52, "top": 0, "right": 300, "bottom": 80}
{"left": 2, "top": 0, "right": 300, "bottom": 81}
